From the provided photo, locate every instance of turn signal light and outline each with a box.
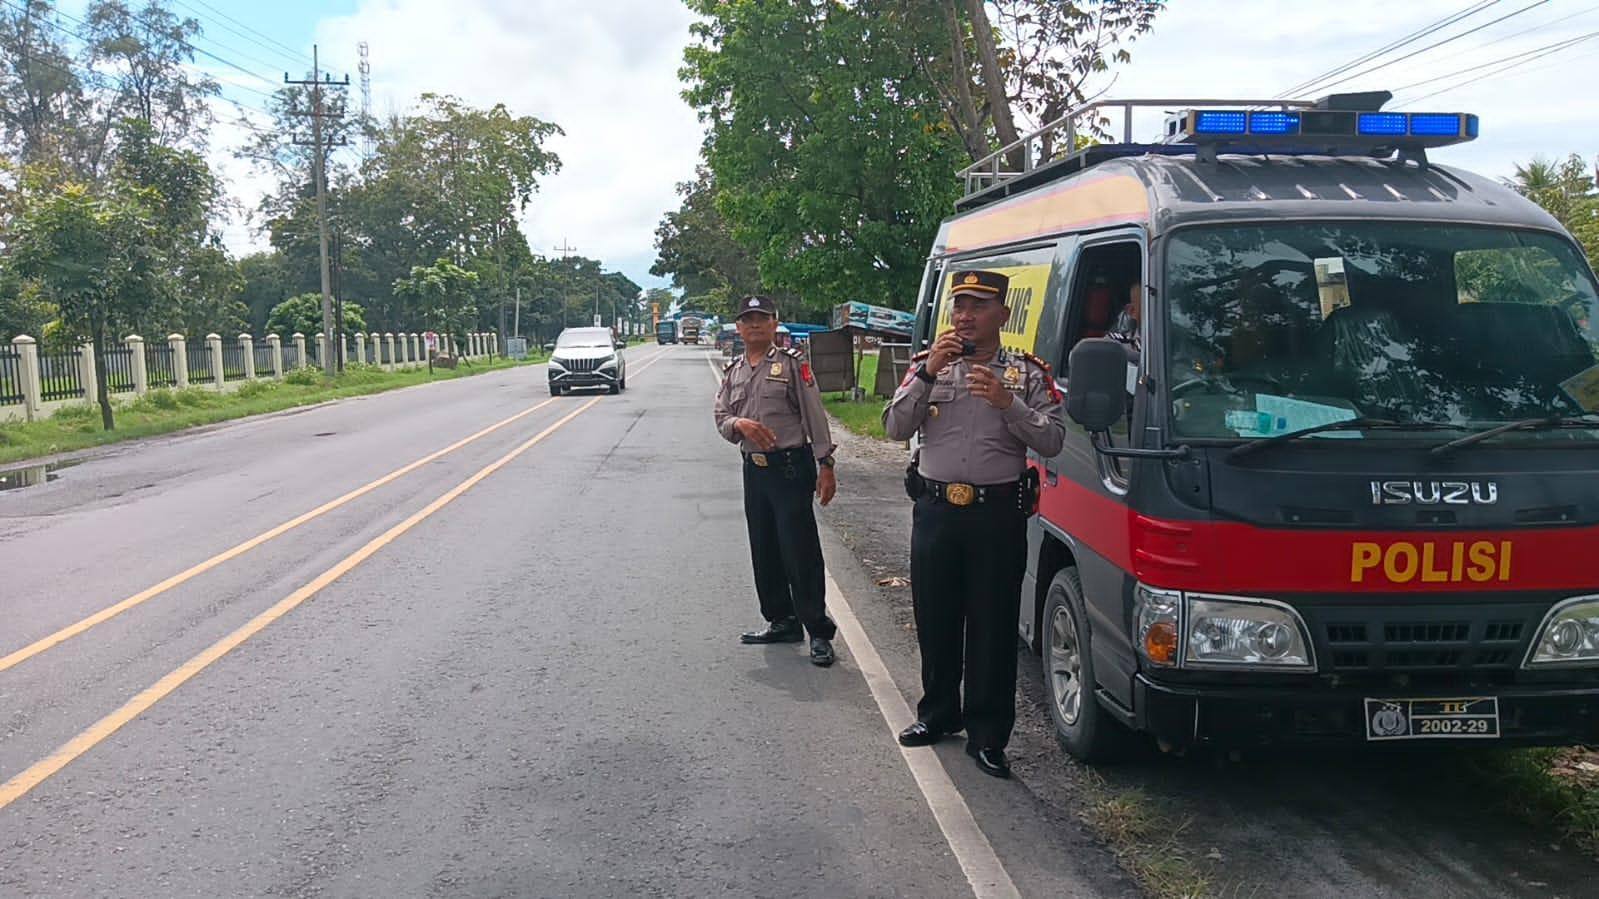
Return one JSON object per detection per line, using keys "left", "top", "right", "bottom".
{"left": 1144, "top": 620, "right": 1179, "bottom": 664}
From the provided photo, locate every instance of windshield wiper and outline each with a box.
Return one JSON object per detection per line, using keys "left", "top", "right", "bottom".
{"left": 1428, "top": 414, "right": 1599, "bottom": 457}
{"left": 1229, "top": 417, "right": 1466, "bottom": 460}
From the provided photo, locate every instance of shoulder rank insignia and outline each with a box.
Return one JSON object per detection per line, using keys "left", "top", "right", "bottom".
{"left": 723, "top": 358, "right": 737, "bottom": 373}
{"left": 1019, "top": 352, "right": 1061, "bottom": 403}
{"left": 911, "top": 349, "right": 931, "bottom": 362}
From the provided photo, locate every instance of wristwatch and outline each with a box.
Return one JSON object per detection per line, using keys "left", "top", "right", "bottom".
{"left": 913, "top": 365, "right": 937, "bottom": 384}
{"left": 819, "top": 454, "right": 836, "bottom": 468}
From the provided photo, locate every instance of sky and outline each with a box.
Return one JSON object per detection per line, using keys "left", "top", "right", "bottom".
{"left": 68, "top": 0, "right": 1599, "bottom": 294}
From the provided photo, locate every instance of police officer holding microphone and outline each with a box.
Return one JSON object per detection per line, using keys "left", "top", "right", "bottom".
{"left": 883, "top": 270, "right": 1064, "bottom": 778}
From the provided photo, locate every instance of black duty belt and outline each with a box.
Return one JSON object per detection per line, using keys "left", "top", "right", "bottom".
{"left": 921, "top": 477, "right": 1021, "bottom": 507}
{"left": 744, "top": 446, "right": 809, "bottom": 468}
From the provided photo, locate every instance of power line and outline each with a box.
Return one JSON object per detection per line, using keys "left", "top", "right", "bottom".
{"left": 1395, "top": 30, "right": 1599, "bottom": 106}
{"left": 174, "top": 0, "right": 309, "bottom": 66}
{"left": 1277, "top": 0, "right": 1506, "bottom": 98}
{"left": 1293, "top": 0, "right": 1556, "bottom": 98}
{"left": 1388, "top": 28, "right": 1599, "bottom": 95}
{"left": 1415, "top": 2, "right": 1599, "bottom": 68}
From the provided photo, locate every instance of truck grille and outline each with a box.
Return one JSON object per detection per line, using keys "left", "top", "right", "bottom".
{"left": 558, "top": 357, "right": 605, "bottom": 373}
{"left": 1312, "top": 607, "right": 1532, "bottom": 673}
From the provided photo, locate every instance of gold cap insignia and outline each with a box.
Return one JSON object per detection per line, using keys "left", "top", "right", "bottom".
{"left": 963, "top": 272, "right": 980, "bottom": 285}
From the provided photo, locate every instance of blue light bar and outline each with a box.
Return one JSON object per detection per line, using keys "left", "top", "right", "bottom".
{"left": 1409, "top": 113, "right": 1463, "bottom": 136}
{"left": 1465, "top": 115, "right": 1479, "bottom": 138}
{"left": 1248, "top": 111, "right": 1301, "bottom": 135}
{"left": 1193, "top": 110, "right": 1247, "bottom": 134}
{"left": 1357, "top": 112, "right": 1407, "bottom": 136}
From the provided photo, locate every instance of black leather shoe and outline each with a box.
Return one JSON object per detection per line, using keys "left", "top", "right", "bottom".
{"left": 740, "top": 618, "right": 803, "bottom": 644}
{"left": 809, "top": 637, "right": 835, "bottom": 667}
{"left": 897, "top": 720, "right": 960, "bottom": 747}
{"left": 968, "top": 745, "right": 1011, "bottom": 779}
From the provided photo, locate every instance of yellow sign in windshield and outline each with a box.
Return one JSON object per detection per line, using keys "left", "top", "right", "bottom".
{"left": 937, "top": 263, "right": 1051, "bottom": 353}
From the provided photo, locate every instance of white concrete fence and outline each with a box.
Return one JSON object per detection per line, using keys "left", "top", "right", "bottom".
{"left": 1, "top": 330, "right": 499, "bottom": 424}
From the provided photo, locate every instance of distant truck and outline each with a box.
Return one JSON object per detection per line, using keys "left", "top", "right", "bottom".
{"left": 655, "top": 320, "right": 677, "bottom": 344}
{"left": 679, "top": 315, "right": 705, "bottom": 344}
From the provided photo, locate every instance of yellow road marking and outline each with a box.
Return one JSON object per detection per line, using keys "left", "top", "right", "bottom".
{"left": 0, "top": 397, "right": 559, "bottom": 674}
{"left": 0, "top": 397, "right": 602, "bottom": 810}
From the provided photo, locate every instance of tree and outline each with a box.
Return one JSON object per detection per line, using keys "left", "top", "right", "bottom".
{"left": 265, "top": 292, "right": 365, "bottom": 340}
{"left": 937, "top": 1, "right": 1166, "bottom": 165}
{"left": 651, "top": 165, "right": 762, "bottom": 313}
{"left": 0, "top": 0, "right": 89, "bottom": 167}
{"left": 392, "top": 258, "right": 479, "bottom": 355}
{"left": 83, "top": 0, "right": 219, "bottom": 150}
{"left": 1506, "top": 154, "right": 1599, "bottom": 267}
{"left": 8, "top": 175, "right": 159, "bottom": 430}
{"left": 681, "top": 0, "right": 969, "bottom": 314}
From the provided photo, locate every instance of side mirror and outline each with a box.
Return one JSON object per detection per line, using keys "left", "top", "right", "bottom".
{"left": 1065, "top": 338, "right": 1129, "bottom": 431}
{"left": 614, "top": 339, "right": 626, "bottom": 349}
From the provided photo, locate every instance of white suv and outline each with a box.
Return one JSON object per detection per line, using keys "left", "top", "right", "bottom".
{"left": 547, "top": 327, "right": 627, "bottom": 396}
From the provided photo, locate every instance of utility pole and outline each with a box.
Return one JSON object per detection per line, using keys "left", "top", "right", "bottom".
{"left": 553, "top": 240, "right": 578, "bottom": 329}
{"left": 287, "top": 45, "right": 350, "bottom": 377}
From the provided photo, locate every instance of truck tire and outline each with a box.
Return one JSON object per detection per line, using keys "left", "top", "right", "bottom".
{"left": 549, "top": 384, "right": 562, "bottom": 397}
{"left": 1042, "top": 568, "right": 1132, "bottom": 764}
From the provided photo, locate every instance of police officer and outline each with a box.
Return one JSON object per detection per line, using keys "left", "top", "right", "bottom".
{"left": 714, "top": 295, "right": 840, "bottom": 667}
{"left": 883, "top": 270, "right": 1064, "bottom": 778}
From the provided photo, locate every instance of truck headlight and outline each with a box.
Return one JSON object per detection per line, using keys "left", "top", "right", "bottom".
{"left": 1526, "top": 596, "right": 1599, "bottom": 667}
{"left": 599, "top": 355, "right": 617, "bottom": 370}
{"left": 1184, "top": 595, "right": 1314, "bottom": 670}
{"left": 548, "top": 357, "right": 566, "bottom": 371}
{"left": 1134, "top": 585, "right": 1181, "bottom": 667}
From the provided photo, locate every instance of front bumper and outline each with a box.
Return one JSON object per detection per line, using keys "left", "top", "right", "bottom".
{"left": 549, "top": 369, "right": 618, "bottom": 389}
{"left": 1134, "top": 674, "right": 1599, "bottom": 749}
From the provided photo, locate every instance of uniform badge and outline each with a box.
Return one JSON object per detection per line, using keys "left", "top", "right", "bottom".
{"left": 770, "top": 362, "right": 783, "bottom": 377}
{"left": 1003, "top": 366, "right": 1020, "bottom": 384}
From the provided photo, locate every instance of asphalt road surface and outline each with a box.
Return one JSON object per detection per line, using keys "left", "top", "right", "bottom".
{"left": 0, "top": 346, "right": 1134, "bottom": 899}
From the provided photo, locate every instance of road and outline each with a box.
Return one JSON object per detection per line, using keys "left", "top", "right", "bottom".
{"left": 0, "top": 345, "right": 1132, "bottom": 899}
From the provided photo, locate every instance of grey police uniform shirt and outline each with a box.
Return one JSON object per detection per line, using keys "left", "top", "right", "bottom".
{"left": 882, "top": 348, "right": 1065, "bottom": 484}
{"left": 714, "top": 346, "right": 837, "bottom": 461}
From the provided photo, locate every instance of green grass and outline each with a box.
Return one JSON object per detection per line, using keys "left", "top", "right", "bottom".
{"left": 1452, "top": 747, "right": 1599, "bottom": 855}
{"left": 1090, "top": 787, "right": 1212, "bottom": 899}
{"left": 0, "top": 356, "right": 534, "bottom": 466}
{"left": 821, "top": 350, "right": 891, "bottom": 440}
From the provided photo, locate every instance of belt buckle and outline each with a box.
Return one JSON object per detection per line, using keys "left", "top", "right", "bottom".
{"left": 945, "top": 482, "right": 976, "bottom": 506}
{"left": 751, "top": 452, "right": 768, "bottom": 467}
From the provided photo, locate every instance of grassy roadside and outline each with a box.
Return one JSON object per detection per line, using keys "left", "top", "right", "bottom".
{"left": 822, "top": 351, "right": 888, "bottom": 440}
{"left": 0, "top": 356, "right": 540, "bottom": 466}
{"left": 1453, "top": 747, "right": 1599, "bottom": 855}
{"left": 1089, "top": 786, "right": 1211, "bottom": 899}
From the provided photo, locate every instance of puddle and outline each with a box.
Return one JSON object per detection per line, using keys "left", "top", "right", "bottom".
{"left": 0, "top": 459, "right": 84, "bottom": 493}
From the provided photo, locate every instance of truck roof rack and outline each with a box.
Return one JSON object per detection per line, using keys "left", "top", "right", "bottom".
{"left": 955, "top": 93, "right": 1479, "bottom": 211}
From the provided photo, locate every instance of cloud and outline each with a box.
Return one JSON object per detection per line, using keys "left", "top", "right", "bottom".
{"left": 301, "top": 0, "right": 706, "bottom": 290}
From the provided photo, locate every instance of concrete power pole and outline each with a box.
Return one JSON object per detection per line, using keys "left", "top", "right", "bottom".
{"left": 287, "top": 45, "right": 350, "bottom": 377}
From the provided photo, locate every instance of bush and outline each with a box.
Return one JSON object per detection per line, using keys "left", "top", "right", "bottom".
{"left": 143, "top": 388, "right": 180, "bottom": 410}
{"left": 284, "top": 367, "right": 323, "bottom": 386}
{"left": 175, "top": 387, "right": 220, "bottom": 407}
{"left": 236, "top": 380, "right": 278, "bottom": 400}
{"left": 51, "top": 402, "right": 97, "bottom": 422}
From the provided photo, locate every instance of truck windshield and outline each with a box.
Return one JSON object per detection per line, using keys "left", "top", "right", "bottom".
{"left": 1162, "top": 222, "right": 1599, "bottom": 444}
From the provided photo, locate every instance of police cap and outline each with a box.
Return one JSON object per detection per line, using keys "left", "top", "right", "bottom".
{"left": 735, "top": 295, "right": 779, "bottom": 319}
{"left": 948, "top": 270, "right": 1009, "bottom": 302}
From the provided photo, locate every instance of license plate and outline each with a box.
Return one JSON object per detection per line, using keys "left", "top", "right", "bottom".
{"left": 1363, "top": 697, "right": 1500, "bottom": 741}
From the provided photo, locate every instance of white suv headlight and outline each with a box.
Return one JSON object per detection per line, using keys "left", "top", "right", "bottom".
{"left": 1185, "top": 595, "right": 1314, "bottom": 670}
{"left": 1525, "top": 596, "right": 1599, "bottom": 667}
{"left": 599, "top": 356, "right": 618, "bottom": 369}
{"left": 548, "top": 356, "right": 566, "bottom": 370}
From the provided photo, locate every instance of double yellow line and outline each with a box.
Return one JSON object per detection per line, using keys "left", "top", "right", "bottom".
{"left": 0, "top": 350, "right": 671, "bottom": 809}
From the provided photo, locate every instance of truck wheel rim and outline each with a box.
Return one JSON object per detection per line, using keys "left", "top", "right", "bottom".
{"left": 1048, "top": 602, "right": 1083, "bottom": 727}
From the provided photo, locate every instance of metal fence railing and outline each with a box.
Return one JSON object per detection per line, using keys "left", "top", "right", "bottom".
{"left": 0, "top": 345, "right": 22, "bottom": 406}
{"left": 282, "top": 344, "right": 301, "bottom": 371}
{"left": 145, "top": 343, "right": 177, "bottom": 388}
{"left": 39, "top": 351, "right": 85, "bottom": 401}
{"left": 102, "top": 346, "right": 137, "bottom": 394}
{"left": 186, "top": 341, "right": 214, "bottom": 384}
{"left": 254, "top": 345, "right": 275, "bottom": 375}
{"left": 221, "top": 340, "right": 247, "bottom": 382}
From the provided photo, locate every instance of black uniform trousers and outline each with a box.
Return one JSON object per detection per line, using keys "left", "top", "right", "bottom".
{"left": 742, "top": 448, "right": 836, "bottom": 639}
{"left": 909, "top": 494, "right": 1027, "bottom": 749}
